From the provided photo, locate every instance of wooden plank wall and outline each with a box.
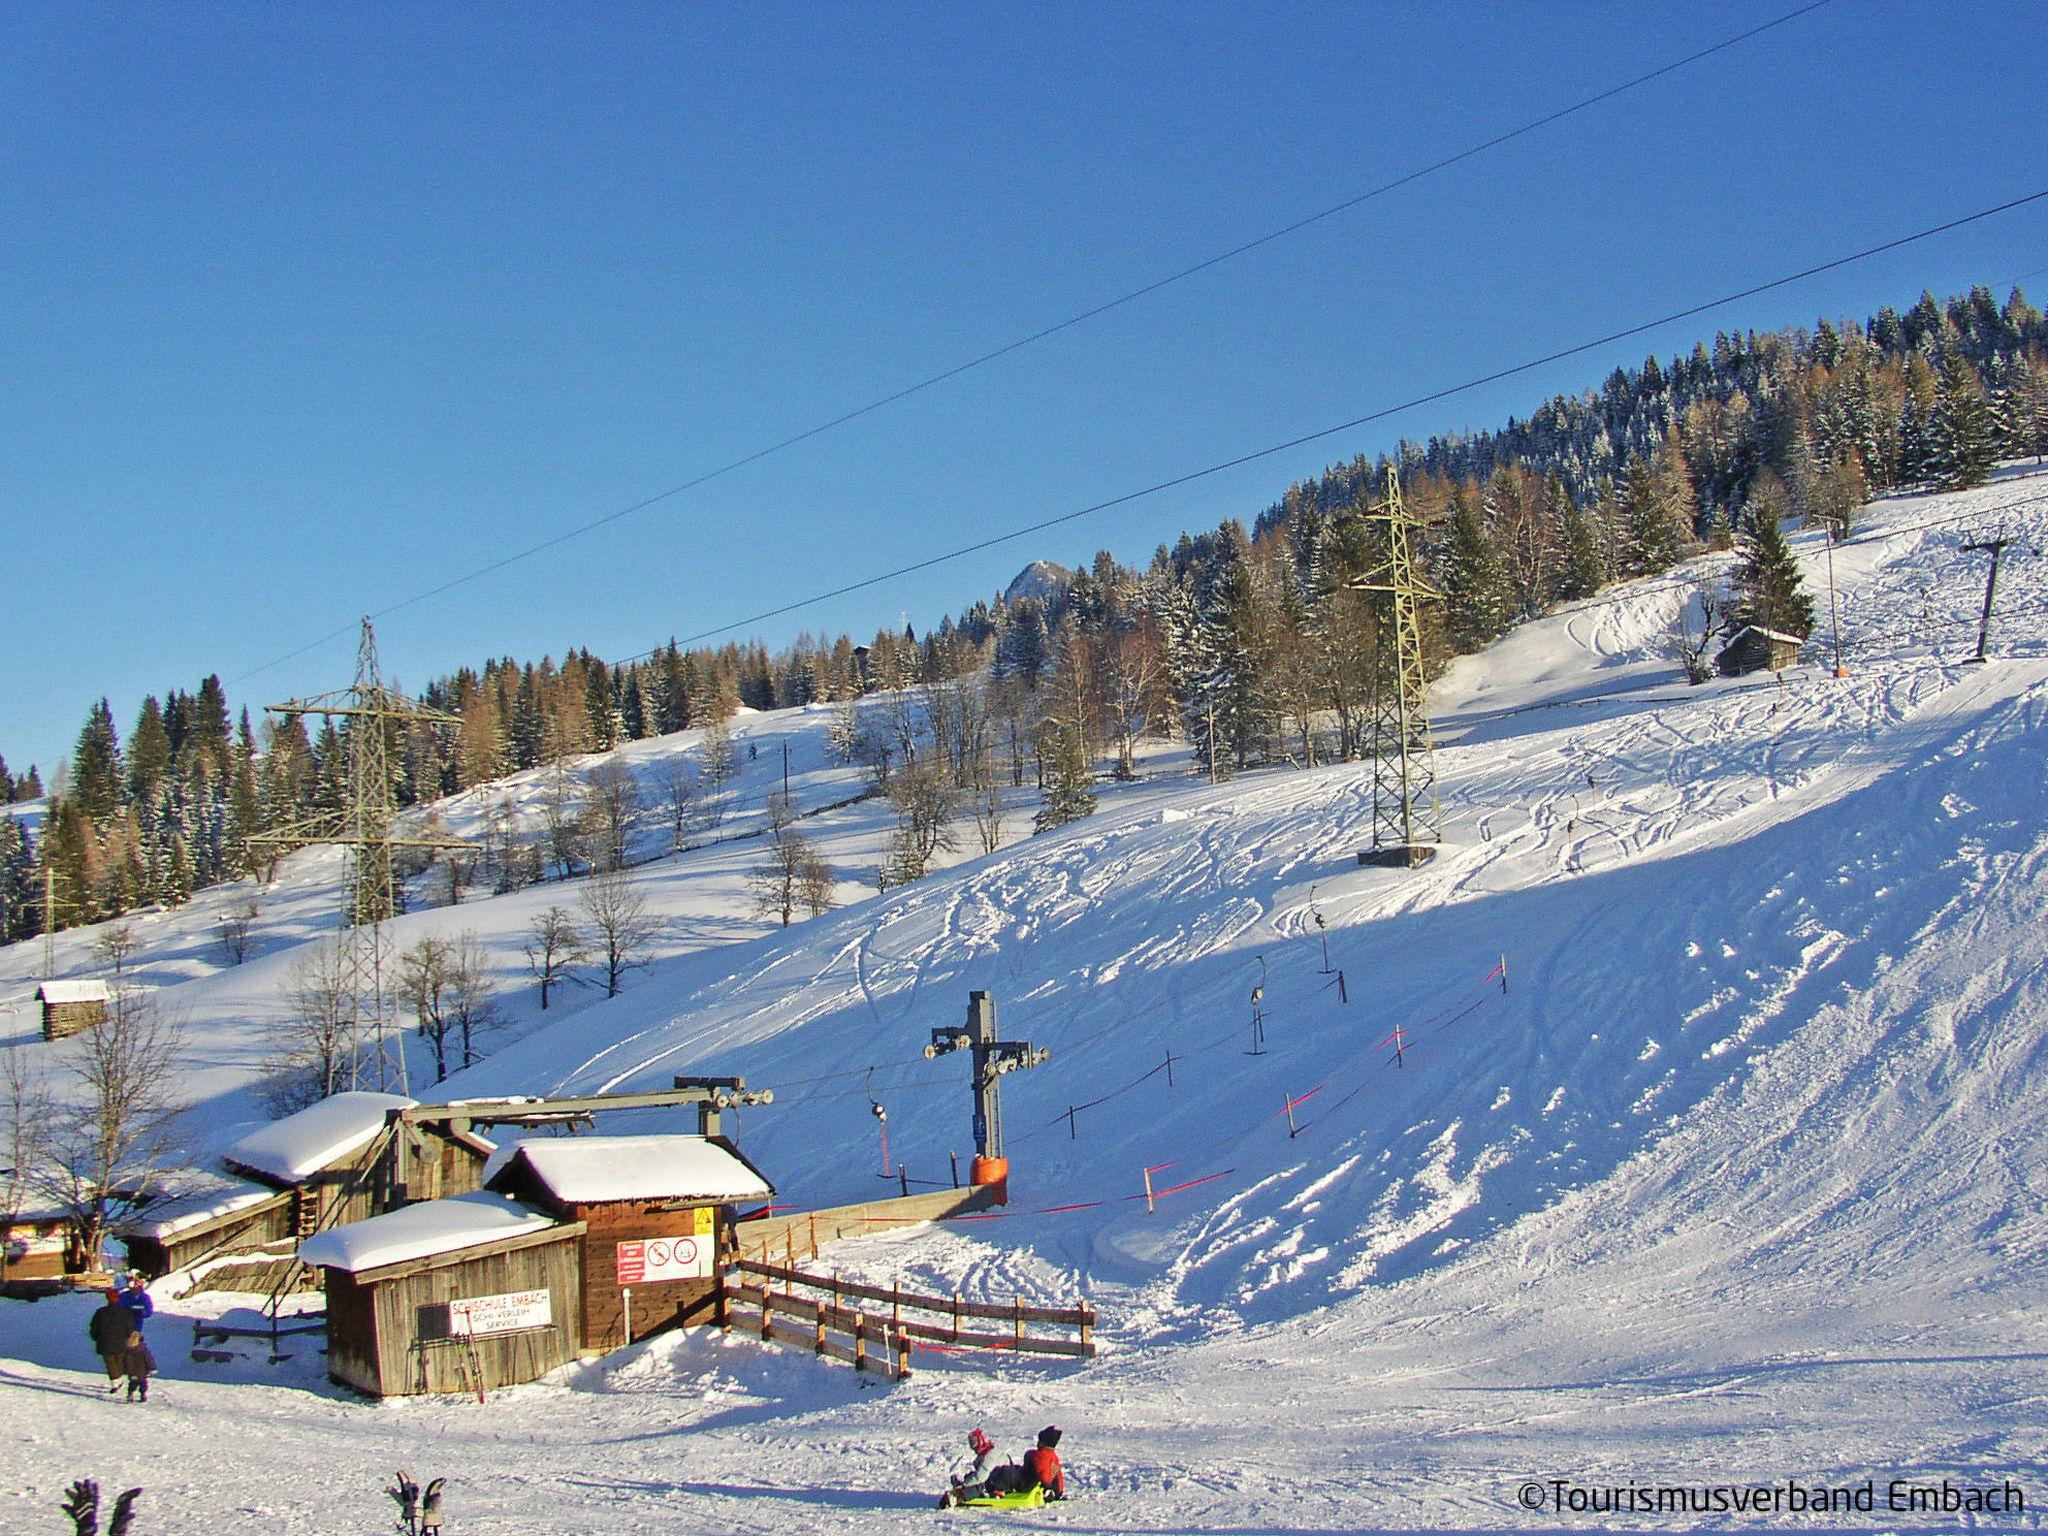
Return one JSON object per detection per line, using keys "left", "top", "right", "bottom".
{"left": 348, "top": 1235, "right": 583, "bottom": 1397}
{"left": 574, "top": 1202, "right": 722, "bottom": 1355}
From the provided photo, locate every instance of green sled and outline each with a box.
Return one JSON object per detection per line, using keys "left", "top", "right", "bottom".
{"left": 958, "top": 1486, "right": 1046, "bottom": 1510}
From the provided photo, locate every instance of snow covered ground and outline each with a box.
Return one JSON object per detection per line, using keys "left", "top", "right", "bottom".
{"left": 5, "top": 472, "right": 2048, "bottom": 1533}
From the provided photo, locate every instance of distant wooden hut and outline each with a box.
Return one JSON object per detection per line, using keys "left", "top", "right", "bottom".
{"left": 38, "top": 980, "right": 109, "bottom": 1040}
{"left": 116, "top": 1176, "right": 293, "bottom": 1282}
{"left": 300, "top": 1191, "right": 584, "bottom": 1397}
{"left": 1, "top": 1203, "right": 74, "bottom": 1283}
{"left": 1717, "top": 624, "right": 1807, "bottom": 677}
{"left": 487, "top": 1135, "right": 774, "bottom": 1355}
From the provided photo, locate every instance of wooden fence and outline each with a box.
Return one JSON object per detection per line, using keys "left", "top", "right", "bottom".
{"left": 722, "top": 1257, "right": 1096, "bottom": 1382}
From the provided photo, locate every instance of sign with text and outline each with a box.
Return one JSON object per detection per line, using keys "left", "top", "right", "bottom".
{"left": 447, "top": 1288, "right": 552, "bottom": 1338}
{"left": 615, "top": 1231, "right": 711, "bottom": 1284}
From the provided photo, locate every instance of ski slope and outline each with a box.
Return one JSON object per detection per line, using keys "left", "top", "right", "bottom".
{"left": 4, "top": 472, "right": 2046, "bottom": 1534}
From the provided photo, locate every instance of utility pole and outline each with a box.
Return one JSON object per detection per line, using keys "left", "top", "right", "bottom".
{"left": 42, "top": 863, "right": 56, "bottom": 980}
{"left": 1822, "top": 513, "right": 1847, "bottom": 678}
{"left": 1962, "top": 536, "right": 2011, "bottom": 662}
{"left": 781, "top": 740, "right": 791, "bottom": 803}
{"left": 249, "top": 619, "right": 472, "bottom": 1094}
{"left": 1346, "top": 465, "right": 1443, "bottom": 867}
{"left": 925, "top": 992, "right": 1048, "bottom": 1196}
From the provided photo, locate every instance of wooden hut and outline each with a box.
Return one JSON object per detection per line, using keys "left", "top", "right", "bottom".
{"left": 38, "top": 980, "right": 109, "bottom": 1040}
{"left": 117, "top": 1091, "right": 492, "bottom": 1289}
{"left": 1717, "top": 624, "right": 1807, "bottom": 677}
{"left": 487, "top": 1135, "right": 774, "bottom": 1355}
{"left": 1, "top": 1203, "right": 74, "bottom": 1283}
{"left": 300, "top": 1191, "right": 583, "bottom": 1397}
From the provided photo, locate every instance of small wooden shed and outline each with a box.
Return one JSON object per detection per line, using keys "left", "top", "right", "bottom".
{"left": 116, "top": 1176, "right": 293, "bottom": 1282}
{"left": 1717, "top": 624, "right": 1807, "bottom": 676}
{"left": 299, "top": 1191, "right": 584, "bottom": 1397}
{"left": 487, "top": 1135, "right": 774, "bottom": 1355}
{"left": 2, "top": 1203, "right": 74, "bottom": 1282}
{"left": 38, "top": 980, "right": 109, "bottom": 1040}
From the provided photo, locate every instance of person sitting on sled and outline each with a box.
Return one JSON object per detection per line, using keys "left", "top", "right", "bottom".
{"left": 940, "top": 1428, "right": 1001, "bottom": 1508}
{"left": 1018, "top": 1426, "right": 1065, "bottom": 1501}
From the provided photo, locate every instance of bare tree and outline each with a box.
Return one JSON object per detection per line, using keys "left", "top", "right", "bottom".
{"left": 93, "top": 924, "right": 139, "bottom": 978}
{"left": 577, "top": 759, "right": 643, "bottom": 873}
{"left": 216, "top": 901, "right": 259, "bottom": 965}
{"left": 649, "top": 754, "right": 696, "bottom": 852}
{"left": 1668, "top": 581, "right": 1727, "bottom": 685}
{"left": 268, "top": 939, "right": 357, "bottom": 1110}
{"left": 968, "top": 750, "right": 1005, "bottom": 856}
{"left": 539, "top": 765, "right": 583, "bottom": 880}
{"left": 700, "top": 718, "right": 737, "bottom": 788}
{"left": 523, "top": 905, "right": 588, "bottom": 1011}
{"left": 580, "top": 867, "right": 656, "bottom": 997}
{"left": 397, "top": 935, "right": 457, "bottom": 1083}
{"left": 40, "top": 987, "right": 187, "bottom": 1271}
{"left": 2, "top": 1051, "right": 54, "bottom": 1280}
{"left": 749, "top": 794, "right": 836, "bottom": 927}
{"left": 447, "top": 932, "right": 501, "bottom": 1070}
{"left": 883, "top": 753, "right": 961, "bottom": 885}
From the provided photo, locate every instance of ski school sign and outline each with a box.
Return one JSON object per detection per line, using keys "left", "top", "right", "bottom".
{"left": 615, "top": 1234, "right": 711, "bottom": 1284}
{"left": 447, "top": 1288, "right": 553, "bottom": 1338}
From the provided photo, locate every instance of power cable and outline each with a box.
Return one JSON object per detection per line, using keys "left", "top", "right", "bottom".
{"left": 633, "top": 187, "right": 2048, "bottom": 659}
{"left": 228, "top": 2, "right": 1838, "bottom": 686}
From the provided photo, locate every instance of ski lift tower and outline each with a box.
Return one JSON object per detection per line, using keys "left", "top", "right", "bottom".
{"left": 1347, "top": 465, "right": 1443, "bottom": 868}
{"left": 925, "top": 991, "right": 1048, "bottom": 1201}
{"left": 249, "top": 618, "right": 473, "bottom": 1094}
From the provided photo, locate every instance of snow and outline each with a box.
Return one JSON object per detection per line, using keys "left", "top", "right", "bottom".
{"left": 296, "top": 1191, "right": 558, "bottom": 1274}
{"left": 118, "top": 1178, "right": 280, "bottom": 1240}
{"left": 3, "top": 471, "right": 2047, "bottom": 1532}
{"left": 35, "top": 979, "right": 108, "bottom": 1004}
{"left": 220, "top": 1092, "right": 414, "bottom": 1184}
{"left": 492, "top": 1134, "right": 773, "bottom": 1205}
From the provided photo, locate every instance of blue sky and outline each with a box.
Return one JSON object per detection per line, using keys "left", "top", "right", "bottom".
{"left": 5, "top": 1, "right": 2046, "bottom": 778}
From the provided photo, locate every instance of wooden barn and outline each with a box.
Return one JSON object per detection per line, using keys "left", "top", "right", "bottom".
{"left": 299, "top": 1191, "right": 583, "bottom": 1397}
{"left": 117, "top": 1091, "right": 492, "bottom": 1290}
{"left": 1717, "top": 624, "right": 1807, "bottom": 676}
{"left": 487, "top": 1135, "right": 774, "bottom": 1355}
{"left": 38, "top": 980, "right": 109, "bottom": 1040}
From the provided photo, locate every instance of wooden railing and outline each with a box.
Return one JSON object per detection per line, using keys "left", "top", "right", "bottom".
{"left": 722, "top": 1257, "right": 1095, "bottom": 1382}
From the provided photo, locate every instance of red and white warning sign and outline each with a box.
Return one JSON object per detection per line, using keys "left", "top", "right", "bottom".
{"left": 615, "top": 1234, "right": 709, "bottom": 1284}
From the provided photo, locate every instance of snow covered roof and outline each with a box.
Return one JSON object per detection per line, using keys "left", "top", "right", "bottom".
{"left": 223, "top": 1091, "right": 415, "bottom": 1184}
{"left": 1721, "top": 624, "right": 1809, "bottom": 647}
{"left": 298, "top": 1191, "right": 562, "bottom": 1274}
{"left": 118, "top": 1177, "right": 285, "bottom": 1240}
{"left": 490, "top": 1135, "right": 773, "bottom": 1207}
{"left": 37, "top": 980, "right": 109, "bottom": 1005}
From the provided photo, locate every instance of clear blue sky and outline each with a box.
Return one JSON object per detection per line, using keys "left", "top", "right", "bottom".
{"left": 5, "top": 1, "right": 2045, "bottom": 778}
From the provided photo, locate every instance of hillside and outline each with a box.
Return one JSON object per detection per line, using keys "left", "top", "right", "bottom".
{"left": 3, "top": 471, "right": 2046, "bottom": 1534}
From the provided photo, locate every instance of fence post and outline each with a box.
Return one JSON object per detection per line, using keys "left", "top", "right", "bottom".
{"left": 899, "top": 1167, "right": 909, "bottom": 1197}
{"left": 953, "top": 1291, "right": 963, "bottom": 1343}
{"left": 950, "top": 1150, "right": 960, "bottom": 1188}
{"left": 1079, "top": 1301, "right": 1092, "bottom": 1355}
{"left": 1014, "top": 1295, "right": 1024, "bottom": 1350}
{"left": 1144, "top": 1164, "right": 1156, "bottom": 1214}
{"left": 893, "top": 1280, "right": 903, "bottom": 1342}
{"left": 759, "top": 1283, "right": 772, "bottom": 1342}
{"left": 853, "top": 1310, "right": 867, "bottom": 1374}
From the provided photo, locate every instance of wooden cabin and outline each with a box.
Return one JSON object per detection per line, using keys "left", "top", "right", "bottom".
{"left": 487, "top": 1135, "right": 774, "bottom": 1355}
{"left": 1, "top": 1204, "right": 74, "bottom": 1283}
{"left": 117, "top": 1091, "right": 492, "bottom": 1290}
{"left": 300, "top": 1191, "right": 583, "bottom": 1397}
{"left": 1717, "top": 624, "right": 1807, "bottom": 677}
{"left": 38, "top": 980, "right": 109, "bottom": 1040}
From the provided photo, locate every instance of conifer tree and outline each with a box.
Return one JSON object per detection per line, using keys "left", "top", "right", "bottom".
{"left": 1727, "top": 507, "right": 1816, "bottom": 640}
{"left": 72, "top": 700, "right": 123, "bottom": 823}
{"left": 1927, "top": 355, "right": 1996, "bottom": 490}
{"left": 1033, "top": 721, "right": 1097, "bottom": 834}
{"left": 1439, "top": 483, "right": 1514, "bottom": 648}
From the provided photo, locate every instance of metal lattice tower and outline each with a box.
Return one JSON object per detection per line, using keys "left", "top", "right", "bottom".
{"left": 249, "top": 618, "right": 471, "bottom": 1093}
{"left": 1348, "top": 465, "right": 1442, "bottom": 867}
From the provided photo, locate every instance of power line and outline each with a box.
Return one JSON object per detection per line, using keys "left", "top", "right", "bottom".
{"left": 636, "top": 188, "right": 2048, "bottom": 658}
{"left": 228, "top": 2, "right": 1837, "bottom": 687}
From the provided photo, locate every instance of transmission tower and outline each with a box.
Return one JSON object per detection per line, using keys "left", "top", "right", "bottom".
{"left": 249, "top": 618, "right": 471, "bottom": 1093}
{"left": 1347, "top": 465, "right": 1443, "bottom": 868}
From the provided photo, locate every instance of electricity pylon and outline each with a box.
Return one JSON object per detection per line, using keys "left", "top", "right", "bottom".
{"left": 249, "top": 619, "right": 471, "bottom": 1093}
{"left": 1346, "top": 465, "right": 1442, "bottom": 867}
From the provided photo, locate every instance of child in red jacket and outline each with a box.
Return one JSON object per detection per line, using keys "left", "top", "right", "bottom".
{"left": 1020, "top": 1426, "right": 1065, "bottom": 1500}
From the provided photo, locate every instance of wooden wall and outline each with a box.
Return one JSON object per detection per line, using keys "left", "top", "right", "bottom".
{"left": 321, "top": 1228, "right": 583, "bottom": 1397}
{"left": 42, "top": 1000, "right": 106, "bottom": 1040}
{"left": 571, "top": 1201, "right": 729, "bottom": 1355}
{"left": 122, "top": 1195, "right": 295, "bottom": 1284}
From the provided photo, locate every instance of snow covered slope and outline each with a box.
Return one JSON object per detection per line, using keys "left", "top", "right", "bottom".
{"left": 4, "top": 472, "right": 2046, "bottom": 1534}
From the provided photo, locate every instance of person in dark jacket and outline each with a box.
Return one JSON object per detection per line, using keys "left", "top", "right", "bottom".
{"left": 88, "top": 1290, "right": 140, "bottom": 1396}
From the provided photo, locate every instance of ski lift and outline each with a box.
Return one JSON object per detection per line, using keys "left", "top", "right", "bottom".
{"left": 867, "top": 1068, "right": 892, "bottom": 1178}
